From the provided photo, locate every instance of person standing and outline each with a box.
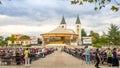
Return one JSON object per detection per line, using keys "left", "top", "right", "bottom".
{"left": 112, "top": 48, "right": 119, "bottom": 68}
{"left": 107, "top": 48, "right": 112, "bottom": 66}
{"left": 42, "top": 48, "right": 46, "bottom": 58}
{"left": 95, "top": 48, "right": 101, "bottom": 68}
{"left": 101, "top": 50, "right": 107, "bottom": 64}
{"left": 84, "top": 46, "right": 90, "bottom": 64}
{"left": 24, "top": 48, "right": 30, "bottom": 66}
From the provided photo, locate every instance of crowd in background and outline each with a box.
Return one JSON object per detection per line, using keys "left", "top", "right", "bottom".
{"left": 0, "top": 47, "right": 57, "bottom": 66}
{"left": 63, "top": 46, "right": 120, "bottom": 68}
{"left": 1, "top": 46, "right": 120, "bottom": 68}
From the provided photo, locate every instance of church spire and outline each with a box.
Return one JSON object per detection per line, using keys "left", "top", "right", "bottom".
{"left": 59, "top": 16, "right": 66, "bottom": 29}
{"left": 76, "top": 16, "right": 81, "bottom": 24}
{"left": 60, "top": 16, "right": 66, "bottom": 24}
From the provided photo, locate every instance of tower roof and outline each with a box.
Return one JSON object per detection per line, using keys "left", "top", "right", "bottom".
{"left": 60, "top": 16, "right": 66, "bottom": 24}
{"left": 76, "top": 16, "right": 81, "bottom": 24}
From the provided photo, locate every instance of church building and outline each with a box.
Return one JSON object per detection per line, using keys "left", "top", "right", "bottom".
{"left": 41, "top": 16, "right": 81, "bottom": 46}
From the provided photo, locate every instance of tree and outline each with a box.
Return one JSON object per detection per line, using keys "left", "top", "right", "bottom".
{"left": 93, "top": 43, "right": 102, "bottom": 48}
{"left": 0, "top": 36, "right": 7, "bottom": 47}
{"left": 9, "top": 35, "right": 16, "bottom": 44}
{"left": 5, "top": 37, "right": 11, "bottom": 46}
{"left": 0, "top": 36, "right": 4, "bottom": 47}
{"left": 91, "top": 36, "right": 96, "bottom": 44}
{"left": 107, "top": 24, "right": 120, "bottom": 45}
{"left": 5, "top": 37, "right": 11, "bottom": 42}
{"left": 71, "top": 0, "right": 120, "bottom": 12}
{"left": 19, "top": 35, "right": 30, "bottom": 40}
{"left": 81, "top": 28, "right": 87, "bottom": 37}
{"left": 89, "top": 30, "right": 100, "bottom": 44}
{"left": 99, "top": 35, "right": 108, "bottom": 46}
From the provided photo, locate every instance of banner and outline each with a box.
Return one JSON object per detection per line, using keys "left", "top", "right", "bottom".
{"left": 82, "top": 37, "right": 92, "bottom": 45}
{"left": 30, "top": 36, "right": 38, "bottom": 45}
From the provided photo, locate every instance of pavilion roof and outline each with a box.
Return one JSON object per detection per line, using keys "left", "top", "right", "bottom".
{"left": 43, "top": 27, "right": 76, "bottom": 35}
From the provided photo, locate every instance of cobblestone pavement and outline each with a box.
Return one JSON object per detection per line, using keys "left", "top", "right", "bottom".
{"left": 0, "top": 50, "right": 115, "bottom": 68}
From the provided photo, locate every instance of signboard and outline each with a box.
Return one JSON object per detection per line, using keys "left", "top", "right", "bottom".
{"left": 82, "top": 37, "right": 92, "bottom": 45}
{"left": 30, "top": 36, "right": 38, "bottom": 45}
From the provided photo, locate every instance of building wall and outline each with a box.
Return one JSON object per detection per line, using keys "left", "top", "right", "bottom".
{"left": 8, "top": 34, "right": 31, "bottom": 46}
{"left": 22, "top": 40, "right": 31, "bottom": 46}
{"left": 8, "top": 40, "right": 12, "bottom": 45}
{"left": 75, "top": 24, "right": 81, "bottom": 40}
{"left": 59, "top": 24, "right": 66, "bottom": 29}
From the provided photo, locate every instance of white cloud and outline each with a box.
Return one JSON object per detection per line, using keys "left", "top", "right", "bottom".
{"left": 0, "top": 24, "right": 56, "bottom": 37}
{"left": 0, "top": 0, "right": 120, "bottom": 37}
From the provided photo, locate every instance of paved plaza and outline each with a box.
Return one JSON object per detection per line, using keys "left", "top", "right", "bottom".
{"left": 0, "top": 50, "right": 116, "bottom": 68}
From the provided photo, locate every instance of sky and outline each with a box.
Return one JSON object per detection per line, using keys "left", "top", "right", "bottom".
{"left": 0, "top": 0, "right": 120, "bottom": 37}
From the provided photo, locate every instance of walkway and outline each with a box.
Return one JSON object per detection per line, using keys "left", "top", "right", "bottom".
{"left": 31, "top": 50, "right": 110, "bottom": 68}
{"left": 0, "top": 50, "right": 112, "bottom": 68}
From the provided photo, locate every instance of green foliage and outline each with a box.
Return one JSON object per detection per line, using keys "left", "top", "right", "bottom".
{"left": 88, "top": 0, "right": 94, "bottom": 3}
{"left": 93, "top": 43, "right": 102, "bottom": 48}
{"left": 71, "top": 1, "right": 79, "bottom": 4}
{"left": 0, "top": 36, "right": 3, "bottom": 41}
{"left": 71, "top": 0, "right": 120, "bottom": 12}
{"left": 79, "top": 1, "right": 83, "bottom": 5}
{"left": 9, "top": 35, "right": 16, "bottom": 44}
{"left": 24, "top": 44, "right": 31, "bottom": 47}
{"left": 91, "top": 36, "right": 96, "bottom": 44}
{"left": 81, "top": 29, "right": 87, "bottom": 37}
{"left": 111, "top": 6, "right": 119, "bottom": 12}
{"left": 89, "top": 30, "right": 100, "bottom": 44}
{"left": 16, "top": 44, "right": 21, "bottom": 46}
{"left": 94, "top": 7, "right": 98, "bottom": 11}
{"left": 0, "top": 36, "right": 7, "bottom": 47}
{"left": 89, "top": 24, "right": 120, "bottom": 46}
{"left": 99, "top": 35, "right": 108, "bottom": 45}
{"left": 107, "top": 24, "right": 120, "bottom": 45}
{"left": 5, "top": 37, "right": 10, "bottom": 41}
{"left": 20, "top": 35, "right": 30, "bottom": 40}
{"left": 0, "top": 36, "right": 4, "bottom": 47}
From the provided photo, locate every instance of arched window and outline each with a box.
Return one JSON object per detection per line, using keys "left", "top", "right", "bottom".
{"left": 77, "top": 25, "right": 79, "bottom": 28}
{"left": 62, "top": 26, "right": 64, "bottom": 28}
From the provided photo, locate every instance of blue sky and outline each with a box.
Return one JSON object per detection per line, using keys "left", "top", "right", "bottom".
{"left": 0, "top": 0, "right": 120, "bottom": 37}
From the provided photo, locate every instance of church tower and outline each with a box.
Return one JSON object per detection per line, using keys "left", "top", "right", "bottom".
{"left": 75, "top": 16, "right": 81, "bottom": 43}
{"left": 59, "top": 16, "right": 66, "bottom": 29}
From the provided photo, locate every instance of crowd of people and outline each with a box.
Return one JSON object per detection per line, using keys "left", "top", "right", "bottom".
{"left": 0, "top": 47, "right": 57, "bottom": 66}
{"left": 63, "top": 46, "right": 120, "bottom": 68}
{"left": 1, "top": 46, "right": 120, "bottom": 68}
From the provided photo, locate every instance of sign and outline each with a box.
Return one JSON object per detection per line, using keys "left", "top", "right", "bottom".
{"left": 30, "top": 36, "right": 38, "bottom": 45}
{"left": 82, "top": 37, "right": 92, "bottom": 45}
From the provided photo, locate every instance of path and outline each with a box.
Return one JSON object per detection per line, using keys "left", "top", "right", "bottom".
{"left": 31, "top": 50, "right": 110, "bottom": 68}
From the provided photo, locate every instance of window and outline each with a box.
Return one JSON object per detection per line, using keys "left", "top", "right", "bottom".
{"left": 62, "top": 26, "right": 64, "bottom": 28}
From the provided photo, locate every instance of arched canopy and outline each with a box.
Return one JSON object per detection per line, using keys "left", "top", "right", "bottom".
{"left": 41, "top": 27, "right": 78, "bottom": 37}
